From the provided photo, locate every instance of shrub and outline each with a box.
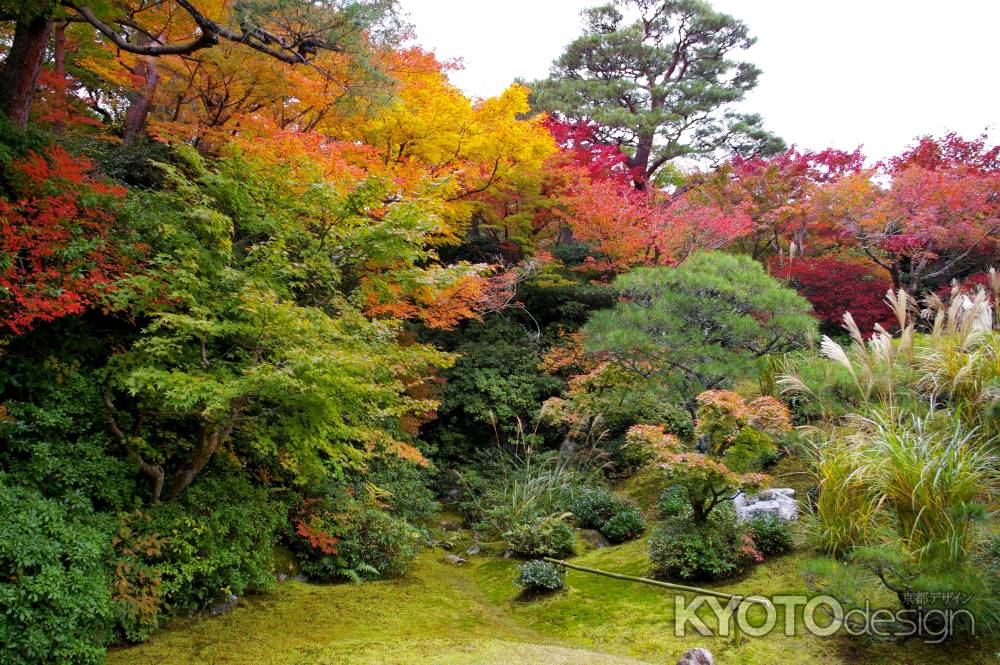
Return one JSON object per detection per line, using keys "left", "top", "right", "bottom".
{"left": 0, "top": 478, "right": 113, "bottom": 665}
{"left": 569, "top": 487, "right": 645, "bottom": 543}
{"left": 747, "top": 513, "right": 793, "bottom": 556}
{"left": 514, "top": 560, "right": 566, "bottom": 592}
{"left": 657, "top": 485, "right": 690, "bottom": 518}
{"left": 299, "top": 506, "right": 421, "bottom": 583}
{"left": 291, "top": 483, "right": 422, "bottom": 583}
{"left": 649, "top": 509, "right": 760, "bottom": 581}
{"left": 143, "top": 473, "right": 285, "bottom": 613}
{"left": 601, "top": 506, "right": 646, "bottom": 543}
{"left": 569, "top": 487, "right": 620, "bottom": 527}
{"left": 363, "top": 457, "right": 439, "bottom": 525}
{"left": 504, "top": 516, "right": 576, "bottom": 558}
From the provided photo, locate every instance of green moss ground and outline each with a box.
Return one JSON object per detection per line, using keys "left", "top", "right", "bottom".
{"left": 109, "top": 461, "right": 998, "bottom": 665}
{"left": 110, "top": 537, "right": 999, "bottom": 665}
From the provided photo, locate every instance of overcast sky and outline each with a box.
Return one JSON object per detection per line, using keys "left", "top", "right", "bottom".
{"left": 399, "top": 0, "right": 998, "bottom": 162}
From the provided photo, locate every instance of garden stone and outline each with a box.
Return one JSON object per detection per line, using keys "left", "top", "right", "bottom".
{"left": 210, "top": 594, "right": 238, "bottom": 616}
{"left": 444, "top": 554, "right": 467, "bottom": 565}
{"left": 676, "top": 647, "right": 714, "bottom": 665}
{"left": 578, "top": 528, "right": 611, "bottom": 549}
{"left": 733, "top": 488, "right": 797, "bottom": 521}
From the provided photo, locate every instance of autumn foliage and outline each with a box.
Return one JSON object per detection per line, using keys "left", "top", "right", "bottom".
{"left": 0, "top": 146, "right": 131, "bottom": 332}
{"left": 770, "top": 256, "right": 896, "bottom": 333}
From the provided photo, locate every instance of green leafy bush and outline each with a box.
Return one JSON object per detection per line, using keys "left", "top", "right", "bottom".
{"left": 503, "top": 516, "right": 576, "bottom": 558}
{"left": 649, "top": 509, "right": 759, "bottom": 581}
{"left": 569, "top": 487, "right": 645, "bottom": 543}
{"left": 747, "top": 513, "right": 793, "bottom": 556}
{"left": 143, "top": 473, "right": 284, "bottom": 613}
{"left": 601, "top": 506, "right": 646, "bottom": 543}
{"left": 514, "top": 559, "right": 566, "bottom": 592}
{"left": 657, "top": 485, "right": 690, "bottom": 518}
{"left": 363, "top": 457, "right": 439, "bottom": 525}
{"left": 0, "top": 478, "right": 113, "bottom": 665}
{"left": 568, "top": 487, "right": 620, "bottom": 527}
{"left": 292, "top": 488, "right": 422, "bottom": 583}
{"left": 0, "top": 359, "right": 136, "bottom": 512}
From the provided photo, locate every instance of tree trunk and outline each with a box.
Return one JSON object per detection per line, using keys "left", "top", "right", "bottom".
{"left": 169, "top": 428, "right": 224, "bottom": 499}
{"left": 629, "top": 131, "right": 655, "bottom": 190}
{"left": 51, "top": 22, "right": 67, "bottom": 134}
{"left": 0, "top": 17, "right": 52, "bottom": 126}
{"left": 122, "top": 41, "right": 160, "bottom": 143}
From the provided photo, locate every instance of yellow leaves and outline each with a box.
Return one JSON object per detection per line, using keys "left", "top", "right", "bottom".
{"left": 353, "top": 51, "right": 555, "bottom": 233}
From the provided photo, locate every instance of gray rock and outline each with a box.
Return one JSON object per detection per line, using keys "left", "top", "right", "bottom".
{"left": 676, "top": 647, "right": 714, "bottom": 665}
{"left": 465, "top": 544, "right": 481, "bottom": 556}
{"left": 733, "top": 487, "right": 798, "bottom": 522}
{"left": 443, "top": 554, "right": 467, "bottom": 565}
{"left": 578, "top": 528, "right": 611, "bottom": 549}
{"left": 210, "top": 593, "right": 238, "bottom": 616}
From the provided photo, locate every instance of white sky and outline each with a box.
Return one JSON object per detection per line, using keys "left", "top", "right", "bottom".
{"left": 399, "top": 0, "right": 999, "bottom": 162}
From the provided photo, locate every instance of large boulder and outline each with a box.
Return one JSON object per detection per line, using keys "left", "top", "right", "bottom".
{"left": 733, "top": 488, "right": 797, "bottom": 522}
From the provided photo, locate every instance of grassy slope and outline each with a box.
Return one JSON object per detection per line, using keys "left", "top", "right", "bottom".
{"left": 110, "top": 461, "right": 999, "bottom": 664}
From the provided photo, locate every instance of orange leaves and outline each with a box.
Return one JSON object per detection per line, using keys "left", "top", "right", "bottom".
{"left": 746, "top": 396, "right": 793, "bottom": 436}
{"left": 557, "top": 166, "right": 751, "bottom": 275}
{"left": 625, "top": 424, "right": 682, "bottom": 458}
{"left": 694, "top": 390, "right": 791, "bottom": 453}
{"left": 362, "top": 261, "right": 529, "bottom": 331}
{"left": 295, "top": 517, "right": 340, "bottom": 556}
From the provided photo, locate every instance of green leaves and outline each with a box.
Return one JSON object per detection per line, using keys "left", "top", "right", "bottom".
{"left": 530, "top": 0, "right": 783, "bottom": 182}
{"left": 584, "top": 251, "right": 817, "bottom": 402}
{"left": 104, "top": 148, "right": 456, "bottom": 496}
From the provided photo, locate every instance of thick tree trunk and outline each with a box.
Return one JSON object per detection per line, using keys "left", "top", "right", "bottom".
{"left": 629, "top": 135, "right": 654, "bottom": 191}
{"left": 51, "top": 22, "right": 67, "bottom": 133}
{"left": 0, "top": 17, "right": 52, "bottom": 126}
{"left": 122, "top": 37, "right": 160, "bottom": 143}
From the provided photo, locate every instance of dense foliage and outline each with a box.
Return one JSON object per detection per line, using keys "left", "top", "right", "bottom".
{"left": 1, "top": 0, "right": 998, "bottom": 658}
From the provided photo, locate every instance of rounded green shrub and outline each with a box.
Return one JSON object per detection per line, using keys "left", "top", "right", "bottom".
{"left": 747, "top": 513, "right": 794, "bottom": 557}
{"left": 295, "top": 503, "right": 422, "bottom": 583}
{"left": 570, "top": 487, "right": 645, "bottom": 543}
{"left": 657, "top": 484, "right": 690, "bottom": 519}
{"left": 514, "top": 559, "right": 566, "bottom": 592}
{"left": 144, "top": 473, "right": 285, "bottom": 612}
{"left": 504, "top": 517, "right": 575, "bottom": 558}
{"left": 569, "top": 487, "right": 620, "bottom": 527}
{"left": 648, "top": 510, "right": 758, "bottom": 581}
{"left": 601, "top": 506, "right": 646, "bottom": 543}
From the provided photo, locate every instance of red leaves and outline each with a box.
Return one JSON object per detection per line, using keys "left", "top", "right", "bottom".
{"left": 770, "top": 257, "right": 895, "bottom": 333}
{"left": 0, "top": 145, "right": 129, "bottom": 333}
{"left": 294, "top": 519, "right": 340, "bottom": 556}
{"left": 544, "top": 117, "right": 639, "bottom": 186}
{"left": 888, "top": 132, "right": 1000, "bottom": 174}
